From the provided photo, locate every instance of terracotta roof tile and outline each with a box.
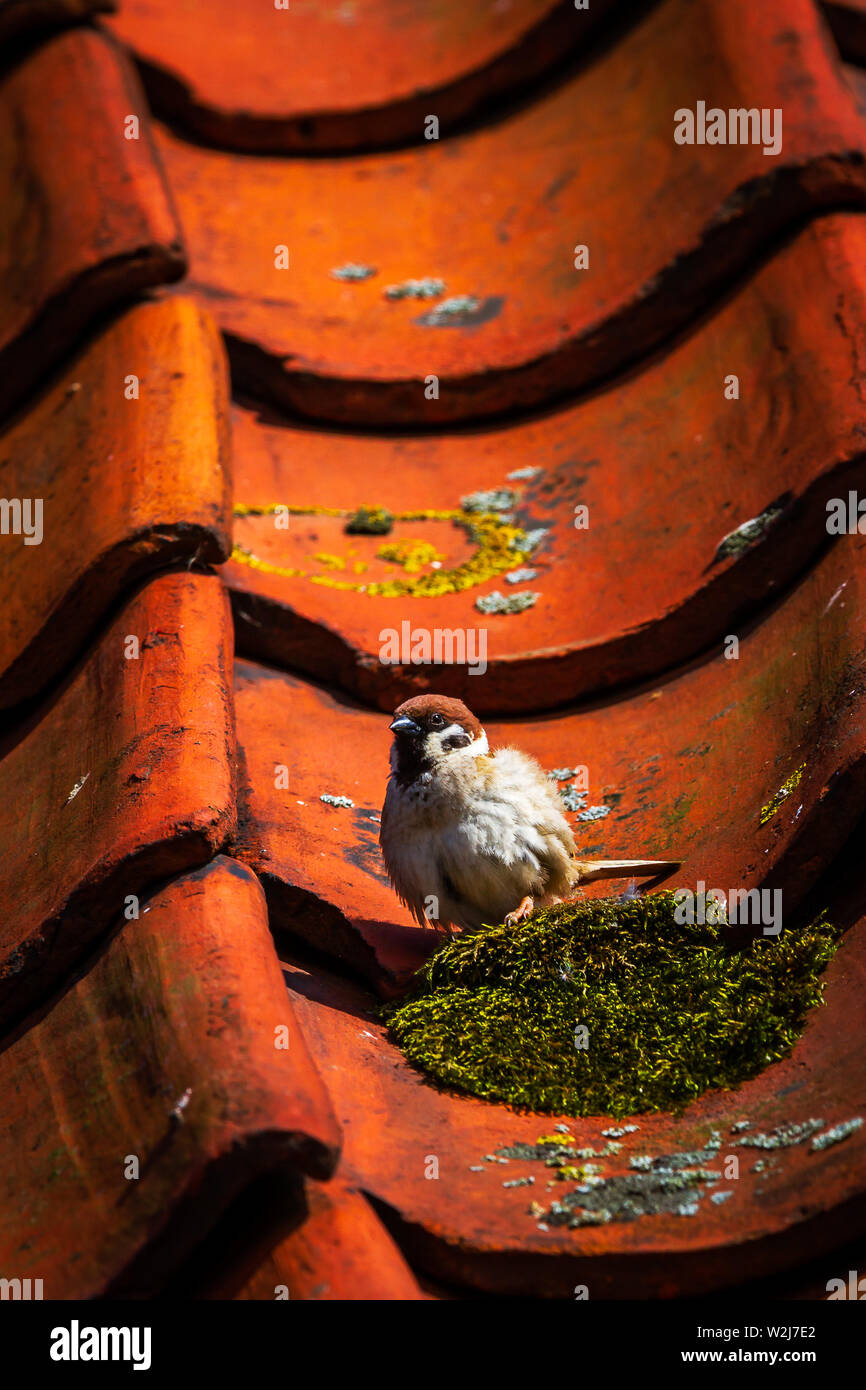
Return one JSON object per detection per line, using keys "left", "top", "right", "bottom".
{"left": 227, "top": 212, "right": 866, "bottom": 713}
{"left": 0, "top": 0, "right": 112, "bottom": 43}
{"left": 158, "top": 0, "right": 866, "bottom": 425}
{"left": 0, "top": 857, "right": 339, "bottom": 1299}
{"left": 825, "top": 0, "right": 866, "bottom": 62}
{"left": 238, "top": 1181, "right": 426, "bottom": 1300}
{"left": 0, "top": 571, "right": 236, "bottom": 1033}
{"left": 1, "top": 0, "right": 864, "bottom": 1302}
{"left": 0, "top": 297, "right": 231, "bottom": 712}
{"left": 106, "top": 0, "right": 611, "bottom": 153}
{"left": 234, "top": 534, "right": 866, "bottom": 993}
{"left": 0, "top": 26, "right": 185, "bottom": 420}
{"left": 280, "top": 918, "right": 866, "bottom": 1296}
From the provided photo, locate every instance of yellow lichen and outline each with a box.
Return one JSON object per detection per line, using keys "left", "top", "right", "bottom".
{"left": 760, "top": 763, "right": 806, "bottom": 826}
{"left": 230, "top": 503, "right": 532, "bottom": 598}
{"left": 376, "top": 539, "right": 444, "bottom": 572}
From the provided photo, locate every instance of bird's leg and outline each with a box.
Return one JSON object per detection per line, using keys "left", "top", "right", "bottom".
{"left": 505, "top": 895, "right": 535, "bottom": 927}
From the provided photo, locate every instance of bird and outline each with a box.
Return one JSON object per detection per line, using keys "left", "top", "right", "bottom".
{"left": 379, "top": 693, "right": 680, "bottom": 934}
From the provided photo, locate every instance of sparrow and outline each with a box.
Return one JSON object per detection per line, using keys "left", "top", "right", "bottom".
{"left": 379, "top": 693, "right": 680, "bottom": 934}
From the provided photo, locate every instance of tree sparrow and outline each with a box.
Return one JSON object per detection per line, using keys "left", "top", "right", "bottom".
{"left": 379, "top": 694, "right": 679, "bottom": 934}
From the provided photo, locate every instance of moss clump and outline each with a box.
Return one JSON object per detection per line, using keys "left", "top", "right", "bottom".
{"left": 344, "top": 505, "right": 394, "bottom": 535}
{"left": 383, "top": 893, "right": 840, "bottom": 1117}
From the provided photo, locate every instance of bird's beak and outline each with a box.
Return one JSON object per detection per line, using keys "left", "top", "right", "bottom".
{"left": 389, "top": 715, "right": 422, "bottom": 736}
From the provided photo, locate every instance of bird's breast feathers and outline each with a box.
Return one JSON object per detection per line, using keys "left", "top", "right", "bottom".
{"left": 380, "top": 745, "right": 576, "bottom": 927}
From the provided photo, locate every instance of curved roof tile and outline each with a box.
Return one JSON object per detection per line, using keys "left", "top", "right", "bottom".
{"left": 0, "top": 27, "right": 185, "bottom": 420}
{"left": 158, "top": 0, "right": 866, "bottom": 424}
{"left": 0, "top": 297, "right": 232, "bottom": 713}
{"left": 0, "top": 857, "right": 340, "bottom": 1300}
{"left": 106, "top": 0, "right": 612, "bottom": 153}
{"left": 227, "top": 213, "right": 866, "bottom": 712}
{"left": 0, "top": 571, "right": 236, "bottom": 1034}
{"left": 233, "top": 534, "right": 866, "bottom": 992}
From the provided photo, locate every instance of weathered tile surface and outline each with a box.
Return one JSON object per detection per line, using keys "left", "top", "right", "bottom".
{"left": 234, "top": 534, "right": 866, "bottom": 993}
{"left": 0, "top": 572, "right": 236, "bottom": 1033}
{"left": 238, "top": 1180, "right": 426, "bottom": 1300}
{"left": 0, "top": 297, "right": 232, "bottom": 713}
{"left": 0, "top": 27, "right": 185, "bottom": 420}
{"left": 0, "top": 0, "right": 112, "bottom": 41}
{"left": 281, "top": 918, "right": 866, "bottom": 1296}
{"left": 107, "top": 0, "right": 610, "bottom": 153}
{"left": 159, "top": 0, "right": 866, "bottom": 425}
{"left": 825, "top": 0, "right": 866, "bottom": 62}
{"left": 0, "top": 857, "right": 340, "bottom": 1300}
{"left": 228, "top": 214, "right": 866, "bottom": 713}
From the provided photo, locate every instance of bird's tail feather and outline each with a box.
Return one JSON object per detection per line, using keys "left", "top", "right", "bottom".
{"left": 572, "top": 858, "right": 681, "bottom": 883}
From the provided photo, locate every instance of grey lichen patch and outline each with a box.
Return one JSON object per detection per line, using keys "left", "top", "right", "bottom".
{"left": 560, "top": 787, "right": 587, "bottom": 813}
{"left": 418, "top": 293, "right": 477, "bottom": 320}
{"left": 715, "top": 501, "right": 785, "bottom": 561}
{"left": 542, "top": 1165, "right": 724, "bottom": 1228}
{"left": 578, "top": 804, "right": 612, "bottom": 822}
{"left": 811, "top": 1117, "right": 863, "bottom": 1151}
{"left": 331, "top": 262, "right": 377, "bottom": 281}
{"left": 475, "top": 589, "right": 539, "bottom": 615}
{"left": 629, "top": 1136, "right": 723, "bottom": 1172}
{"left": 508, "top": 467, "right": 543, "bottom": 481}
{"left": 520, "top": 527, "right": 550, "bottom": 552}
{"left": 417, "top": 294, "right": 505, "bottom": 328}
{"left": 505, "top": 567, "right": 538, "bottom": 584}
{"left": 319, "top": 793, "right": 355, "bottom": 808}
{"left": 549, "top": 767, "right": 583, "bottom": 782}
{"left": 461, "top": 487, "right": 518, "bottom": 514}
{"left": 503, "top": 1176, "right": 534, "bottom": 1189}
{"left": 736, "top": 1119, "right": 825, "bottom": 1150}
{"left": 711, "top": 1190, "right": 734, "bottom": 1204}
{"left": 384, "top": 276, "right": 445, "bottom": 300}
{"left": 602, "top": 1125, "right": 639, "bottom": 1138}
{"left": 730, "top": 1120, "right": 751, "bottom": 1133}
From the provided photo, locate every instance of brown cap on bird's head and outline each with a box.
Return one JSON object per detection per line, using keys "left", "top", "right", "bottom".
{"left": 389, "top": 694, "right": 484, "bottom": 742}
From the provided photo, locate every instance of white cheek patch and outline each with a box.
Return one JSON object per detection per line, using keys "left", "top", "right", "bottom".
{"left": 439, "top": 724, "right": 488, "bottom": 754}
{"left": 429, "top": 723, "right": 489, "bottom": 758}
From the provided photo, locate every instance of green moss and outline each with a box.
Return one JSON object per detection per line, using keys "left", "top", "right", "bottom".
{"left": 383, "top": 893, "right": 840, "bottom": 1117}
{"left": 344, "top": 505, "right": 394, "bottom": 535}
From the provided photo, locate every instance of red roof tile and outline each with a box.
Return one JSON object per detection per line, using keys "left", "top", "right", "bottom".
{"left": 0, "top": 857, "right": 339, "bottom": 1299}
{"left": 0, "top": 0, "right": 864, "bottom": 1303}
{"left": 281, "top": 922, "right": 866, "bottom": 1296}
{"left": 0, "top": 297, "right": 231, "bottom": 712}
{"left": 106, "top": 0, "right": 609, "bottom": 153}
{"left": 227, "top": 213, "right": 866, "bottom": 713}
{"left": 233, "top": 533, "right": 866, "bottom": 993}
{"left": 0, "top": 571, "right": 236, "bottom": 1033}
{"left": 0, "top": 26, "right": 184, "bottom": 420}
{"left": 157, "top": 0, "right": 866, "bottom": 425}
{"left": 0, "top": 0, "right": 112, "bottom": 43}
{"left": 825, "top": 0, "right": 866, "bottom": 62}
{"left": 238, "top": 1181, "right": 427, "bottom": 1300}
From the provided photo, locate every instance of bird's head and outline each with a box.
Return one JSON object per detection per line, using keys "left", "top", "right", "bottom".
{"left": 388, "top": 694, "right": 488, "bottom": 783}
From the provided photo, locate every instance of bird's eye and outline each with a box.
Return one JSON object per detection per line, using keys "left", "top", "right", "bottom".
{"left": 429, "top": 713, "right": 445, "bottom": 729}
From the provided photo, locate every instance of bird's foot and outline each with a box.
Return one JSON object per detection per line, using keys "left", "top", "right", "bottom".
{"left": 505, "top": 895, "right": 535, "bottom": 927}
